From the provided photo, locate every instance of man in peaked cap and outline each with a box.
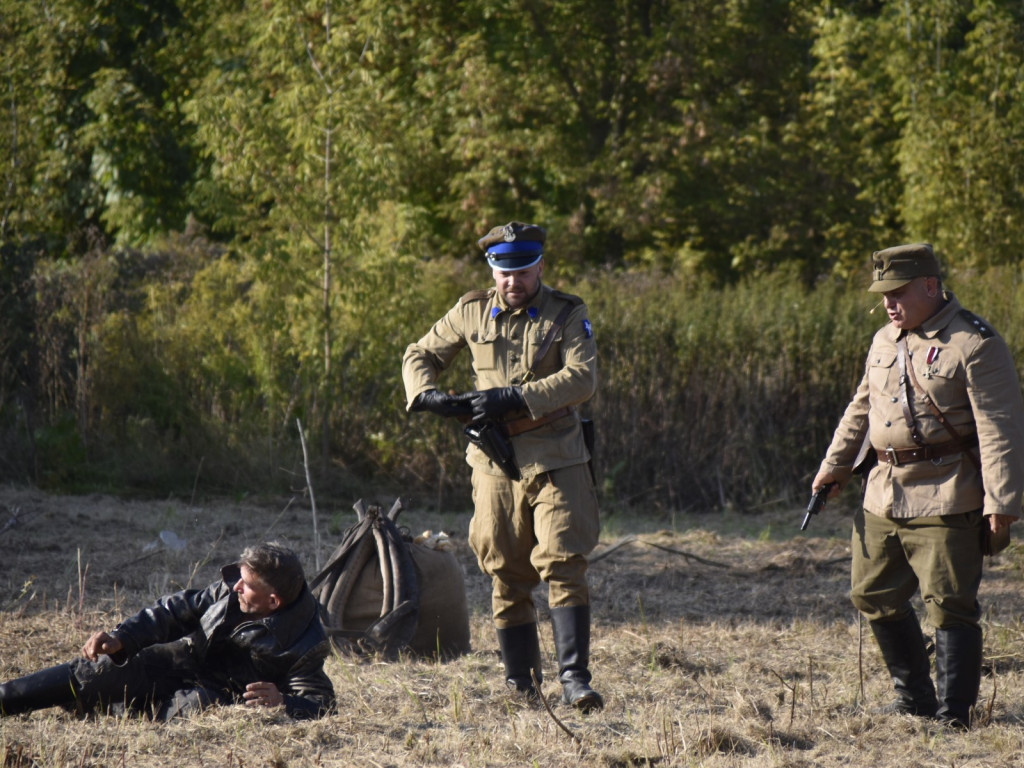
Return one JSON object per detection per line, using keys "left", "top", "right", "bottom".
{"left": 812, "top": 243, "right": 1024, "bottom": 729}
{"left": 402, "top": 221, "right": 604, "bottom": 713}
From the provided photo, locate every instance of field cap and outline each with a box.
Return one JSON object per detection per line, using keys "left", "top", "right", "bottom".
{"left": 478, "top": 221, "right": 545, "bottom": 271}
{"left": 868, "top": 243, "right": 940, "bottom": 293}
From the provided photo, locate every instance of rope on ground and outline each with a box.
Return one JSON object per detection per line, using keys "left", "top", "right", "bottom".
{"left": 590, "top": 534, "right": 731, "bottom": 568}
{"left": 0, "top": 505, "right": 36, "bottom": 538}
{"left": 532, "top": 670, "right": 581, "bottom": 744}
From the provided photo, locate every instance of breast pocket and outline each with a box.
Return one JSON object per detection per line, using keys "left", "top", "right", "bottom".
{"left": 918, "top": 359, "right": 967, "bottom": 412}
{"left": 468, "top": 331, "right": 501, "bottom": 372}
{"left": 868, "top": 350, "right": 897, "bottom": 391}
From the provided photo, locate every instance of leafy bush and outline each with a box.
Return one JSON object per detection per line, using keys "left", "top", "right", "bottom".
{"left": 8, "top": 229, "right": 1024, "bottom": 513}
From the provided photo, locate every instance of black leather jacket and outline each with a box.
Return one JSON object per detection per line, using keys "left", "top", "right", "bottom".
{"left": 110, "top": 564, "right": 335, "bottom": 719}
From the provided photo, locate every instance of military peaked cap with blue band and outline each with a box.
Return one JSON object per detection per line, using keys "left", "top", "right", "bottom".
{"left": 868, "top": 243, "right": 941, "bottom": 293}
{"left": 478, "top": 221, "right": 546, "bottom": 271}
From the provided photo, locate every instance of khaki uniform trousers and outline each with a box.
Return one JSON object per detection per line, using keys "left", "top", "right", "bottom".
{"left": 469, "top": 463, "right": 600, "bottom": 628}
{"left": 851, "top": 509, "right": 983, "bottom": 629}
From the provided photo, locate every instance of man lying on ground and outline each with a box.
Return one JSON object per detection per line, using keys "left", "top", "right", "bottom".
{"left": 0, "top": 542, "right": 335, "bottom": 720}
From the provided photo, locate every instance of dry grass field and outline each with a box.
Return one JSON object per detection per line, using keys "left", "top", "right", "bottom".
{"left": 3, "top": 484, "right": 1024, "bottom": 767}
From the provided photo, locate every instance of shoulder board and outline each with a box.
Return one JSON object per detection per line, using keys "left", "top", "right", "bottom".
{"left": 958, "top": 309, "right": 995, "bottom": 339}
{"left": 548, "top": 288, "right": 583, "bottom": 307}
{"left": 459, "top": 289, "right": 493, "bottom": 305}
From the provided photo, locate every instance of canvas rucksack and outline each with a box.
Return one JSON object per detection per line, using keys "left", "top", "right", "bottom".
{"left": 310, "top": 499, "right": 470, "bottom": 658}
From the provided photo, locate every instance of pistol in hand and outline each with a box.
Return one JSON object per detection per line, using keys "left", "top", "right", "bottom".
{"left": 800, "top": 482, "right": 836, "bottom": 531}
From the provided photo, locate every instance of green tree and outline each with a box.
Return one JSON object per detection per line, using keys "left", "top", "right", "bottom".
{"left": 353, "top": 0, "right": 831, "bottom": 281}
{"left": 184, "top": 0, "right": 409, "bottom": 476}
{"left": 897, "top": 0, "right": 1024, "bottom": 266}
{"left": 800, "top": 2, "right": 906, "bottom": 277}
{"left": 803, "top": 0, "right": 1024, "bottom": 274}
{"left": 0, "top": 0, "right": 198, "bottom": 251}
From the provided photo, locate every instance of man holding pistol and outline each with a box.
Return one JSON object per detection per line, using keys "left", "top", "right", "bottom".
{"left": 812, "top": 244, "right": 1024, "bottom": 729}
{"left": 402, "top": 221, "right": 603, "bottom": 711}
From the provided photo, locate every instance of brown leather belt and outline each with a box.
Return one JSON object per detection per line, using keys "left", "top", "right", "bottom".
{"left": 504, "top": 407, "right": 573, "bottom": 437}
{"left": 875, "top": 434, "right": 978, "bottom": 466}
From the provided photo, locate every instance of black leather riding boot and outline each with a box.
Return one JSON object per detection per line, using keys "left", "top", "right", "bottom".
{"left": 550, "top": 605, "right": 604, "bottom": 713}
{"left": 0, "top": 663, "right": 79, "bottom": 717}
{"left": 935, "top": 624, "right": 983, "bottom": 730}
{"left": 496, "top": 623, "right": 542, "bottom": 700}
{"left": 869, "top": 614, "right": 938, "bottom": 717}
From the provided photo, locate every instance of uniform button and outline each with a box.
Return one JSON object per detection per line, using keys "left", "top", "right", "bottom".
{"left": 891, "top": 397, "right": 898, "bottom": 403}
{"left": 884, "top": 420, "right": 892, "bottom": 427}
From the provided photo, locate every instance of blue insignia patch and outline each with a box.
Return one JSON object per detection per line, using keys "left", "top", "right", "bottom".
{"left": 528, "top": 307, "right": 539, "bottom": 320}
{"left": 583, "top": 319, "right": 593, "bottom": 338}
{"left": 490, "top": 306, "right": 501, "bottom": 319}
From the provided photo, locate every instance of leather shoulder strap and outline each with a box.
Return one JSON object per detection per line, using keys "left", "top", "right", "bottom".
{"left": 896, "top": 337, "right": 926, "bottom": 446}
{"left": 900, "top": 336, "right": 982, "bottom": 471}
{"left": 523, "top": 300, "right": 576, "bottom": 384}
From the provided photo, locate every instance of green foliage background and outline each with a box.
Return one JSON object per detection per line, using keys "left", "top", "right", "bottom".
{"left": 2, "top": 0, "right": 1024, "bottom": 511}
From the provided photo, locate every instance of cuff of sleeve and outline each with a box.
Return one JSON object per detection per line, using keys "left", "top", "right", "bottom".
{"left": 982, "top": 507, "right": 1021, "bottom": 519}
{"left": 819, "top": 462, "right": 854, "bottom": 486}
{"left": 517, "top": 387, "right": 541, "bottom": 420}
{"left": 108, "top": 629, "right": 133, "bottom": 666}
{"left": 406, "top": 387, "right": 432, "bottom": 411}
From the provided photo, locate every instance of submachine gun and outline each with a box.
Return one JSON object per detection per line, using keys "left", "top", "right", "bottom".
{"left": 800, "top": 482, "right": 836, "bottom": 531}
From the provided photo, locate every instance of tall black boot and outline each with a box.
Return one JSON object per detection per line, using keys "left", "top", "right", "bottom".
{"left": 550, "top": 605, "right": 604, "bottom": 713}
{"left": 869, "top": 615, "right": 938, "bottom": 717}
{"left": 935, "top": 625, "right": 983, "bottom": 730}
{"left": 496, "top": 623, "right": 543, "bottom": 700}
{"left": 0, "top": 663, "right": 79, "bottom": 717}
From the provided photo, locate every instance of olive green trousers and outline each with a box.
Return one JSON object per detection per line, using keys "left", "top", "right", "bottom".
{"left": 470, "top": 463, "right": 599, "bottom": 628}
{"left": 851, "top": 509, "right": 983, "bottom": 629}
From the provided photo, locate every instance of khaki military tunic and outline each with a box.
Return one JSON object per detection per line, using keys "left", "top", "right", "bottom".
{"left": 402, "top": 283, "right": 600, "bottom": 627}
{"left": 402, "top": 284, "right": 597, "bottom": 478}
{"left": 821, "top": 292, "right": 1024, "bottom": 628}
{"left": 819, "top": 292, "right": 1024, "bottom": 520}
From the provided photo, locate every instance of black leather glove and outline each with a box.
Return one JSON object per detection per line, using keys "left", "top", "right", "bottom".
{"left": 470, "top": 387, "right": 525, "bottom": 422}
{"left": 411, "top": 390, "right": 475, "bottom": 418}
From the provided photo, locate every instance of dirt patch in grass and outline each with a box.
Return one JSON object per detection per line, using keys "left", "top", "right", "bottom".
{"left": 3, "top": 486, "right": 1024, "bottom": 766}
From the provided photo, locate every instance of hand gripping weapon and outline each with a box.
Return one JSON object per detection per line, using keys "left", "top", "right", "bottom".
{"left": 800, "top": 482, "right": 836, "bottom": 531}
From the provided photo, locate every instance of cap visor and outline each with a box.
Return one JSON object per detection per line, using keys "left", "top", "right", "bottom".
{"left": 487, "top": 253, "right": 543, "bottom": 271}
{"left": 867, "top": 278, "right": 912, "bottom": 293}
